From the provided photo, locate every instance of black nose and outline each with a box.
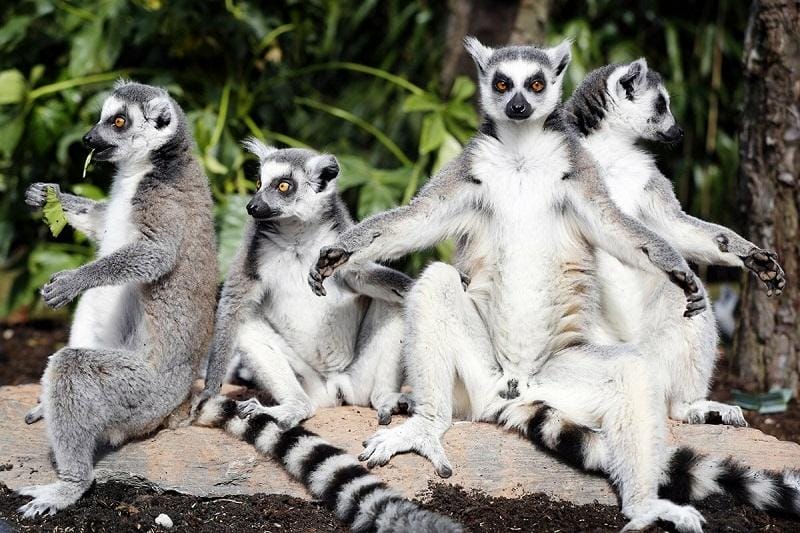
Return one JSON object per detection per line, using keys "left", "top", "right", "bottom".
{"left": 246, "top": 201, "right": 257, "bottom": 216}
{"left": 82, "top": 131, "right": 96, "bottom": 147}
{"left": 658, "top": 124, "right": 684, "bottom": 143}
{"left": 505, "top": 93, "right": 533, "bottom": 120}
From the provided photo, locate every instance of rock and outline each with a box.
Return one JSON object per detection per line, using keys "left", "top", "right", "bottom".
{"left": 2, "top": 383, "right": 800, "bottom": 506}
{"left": 155, "top": 513, "right": 173, "bottom": 528}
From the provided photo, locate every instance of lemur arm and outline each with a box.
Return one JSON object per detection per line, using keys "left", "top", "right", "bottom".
{"left": 310, "top": 154, "right": 478, "bottom": 295}
{"left": 341, "top": 263, "right": 414, "bottom": 303}
{"left": 640, "top": 173, "right": 785, "bottom": 294}
{"left": 39, "top": 203, "right": 185, "bottom": 309}
{"left": 202, "top": 225, "right": 268, "bottom": 396}
{"left": 25, "top": 182, "right": 106, "bottom": 241}
{"left": 565, "top": 157, "right": 706, "bottom": 317}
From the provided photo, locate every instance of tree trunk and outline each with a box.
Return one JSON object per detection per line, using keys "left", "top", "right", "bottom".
{"left": 732, "top": 0, "right": 800, "bottom": 393}
{"left": 440, "top": 0, "right": 551, "bottom": 93}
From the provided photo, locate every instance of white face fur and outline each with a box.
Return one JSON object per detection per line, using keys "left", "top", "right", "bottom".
{"left": 464, "top": 37, "right": 572, "bottom": 124}
{"left": 85, "top": 92, "right": 178, "bottom": 165}
{"left": 242, "top": 138, "right": 340, "bottom": 223}
{"left": 604, "top": 59, "right": 682, "bottom": 142}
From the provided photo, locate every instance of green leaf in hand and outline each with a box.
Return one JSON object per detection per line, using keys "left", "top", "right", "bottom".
{"left": 42, "top": 186, "right": 67, "bottom": 237}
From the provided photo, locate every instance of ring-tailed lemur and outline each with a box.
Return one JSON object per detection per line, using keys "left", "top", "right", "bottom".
{"left": 18, "top": 81, "right": 217, "bottom": 517}
{"left": 309, "top": 37, "right": 713, "bottom": 531}
{"left": 194, "top": 396, "right": 462, "bottom": 532}
{"left": 197, "top": 139, "right": 412, "bottom": 428}
{"left": 564, "top": 59, "right": 786, "bottom": 427}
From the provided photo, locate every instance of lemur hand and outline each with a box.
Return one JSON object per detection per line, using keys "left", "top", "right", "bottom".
{"left": 668, "top": 269, "right": 706, "bottom": 318}
{"left": 25, "top": 182, "right": 60, "bottom": 209}
{"left": 41, "top": 269, "right": 84, "bottom": 309}
{"left": 743, "top": 249, "right": 785, "bottom": 296}
{"left": 309, "top": 245, "right": 352, "bottom": 296}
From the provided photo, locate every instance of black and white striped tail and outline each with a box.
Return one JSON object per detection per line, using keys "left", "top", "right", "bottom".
{"left": 496, "top": 401, "right": 800, "bottom": 516}
{"left": 196, "top": 396, "right": 462, "bottom": 533}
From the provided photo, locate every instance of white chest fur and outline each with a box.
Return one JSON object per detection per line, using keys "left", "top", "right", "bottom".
{"left": 469, "top": 129, "right": 576, "bottom": 367}
{"left": 256, "top": 224, "right": 363, "bottom": 373}
{"left": 98, "top": 165, "right": 149, "bottom": 256}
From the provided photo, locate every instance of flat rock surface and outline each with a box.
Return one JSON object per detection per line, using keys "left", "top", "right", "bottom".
{"left": 2, "top": 384, "right": 800, "bottom": 506}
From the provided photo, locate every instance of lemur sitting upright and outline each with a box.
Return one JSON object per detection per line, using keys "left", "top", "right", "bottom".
{"left": 198, "top": 139, "right": 413, "bottom": 428}
{"left": 19, "top": 81, "right": 217, "bottom": 517}
{"left": 563, "top": 59, "right": 785, "bottom": 427}
{"left": 305, "top": 37, "right": 714, "bottom": 531}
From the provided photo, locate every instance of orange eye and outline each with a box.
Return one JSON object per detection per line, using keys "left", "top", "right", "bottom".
{"left": 494, "top": 80, "right": 508, "bottom": 93}
{"left": 255, "top": 179, "right": 262, "bottom": 189}
{"left": 531, "top": 80, "right": 545, "bottom": 92}
{"left": 114, "top": 116, "right": 126, "bottom": 128}
{"left": 277, "top": 181, "right": 291, "bottom": 193}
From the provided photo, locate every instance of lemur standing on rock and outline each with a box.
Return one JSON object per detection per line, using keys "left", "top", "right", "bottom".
{"left": 563, "top": 59, "right": 785, "bottom": 427}
{"left": 18, "top": 82, "right": 217, "bottom": 517}
{"left": 308, "top": 37, "right": 713, "bottom": 531}
{"left": 197, "top": 139, "right": 413, "bottom": 428}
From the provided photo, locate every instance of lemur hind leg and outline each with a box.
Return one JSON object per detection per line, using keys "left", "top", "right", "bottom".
{"left": 18, "top": 347, "right": 166, "bottom": 518}
{"left": 344, "top": 299, "right": 411, "bottom": 424}
{"left": 360, "top": 263, "right": 502, "bottom": 478}
{"left": 233, "top": 319, "right": 316, "bottom": 429}
{"left": 519, "top": 347, "right": 705, "bottom": 532}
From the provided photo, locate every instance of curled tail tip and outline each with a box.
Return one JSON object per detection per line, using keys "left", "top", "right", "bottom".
{"left": 193, "top": 395, "right": 237, "bottom": 427}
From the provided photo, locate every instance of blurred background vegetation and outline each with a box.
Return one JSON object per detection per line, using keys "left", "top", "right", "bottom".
{"left": 0, "top": 0, "right": 748, "bottom": 320}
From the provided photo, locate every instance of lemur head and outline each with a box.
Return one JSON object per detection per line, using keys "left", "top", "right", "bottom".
{"left": 464, "top": 36, "right": 572, "bottom": 125}
{"left": 82, "top": 80, "right": 186, "bottom": 164}
{"left": 242, "top": 138, "right": 339, "bottom": 223}
{"left": 568, "top": 60, "right": 683, "bottom": 143}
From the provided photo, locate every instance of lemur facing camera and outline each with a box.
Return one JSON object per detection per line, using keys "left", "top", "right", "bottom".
{"left": 198, "top": 139, "right": 413, "bottom": 428}
{"left": 564, "top": 59, "right": 785, "bottom": 427}
{"left": 18, "top": 81, "right": 217, "bottom": 517}
{"left": 307, "top": 37, "right": 715, "bottom": 531}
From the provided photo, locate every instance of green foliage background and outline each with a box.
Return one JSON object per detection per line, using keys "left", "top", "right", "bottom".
{"left": 0, "top": 0, "right": 748, "bottom": 319}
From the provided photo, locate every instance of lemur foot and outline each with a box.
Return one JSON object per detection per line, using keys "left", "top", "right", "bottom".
{"left": 743, "top": 249, "right": 786, "bottom": 296}
{"left": 25, "top": 182, "right": 60, "bottom": 209}
{"left": 498, "top": 378, "right": 520, "bottom": 400}
{"left": 309, "top": 246, "right": 352, "bottom": 296}
{"left": 24, "top": 404, "right": 43, "bottom": 425}
{"left": 236, "top": 397, "right": 312, "bottom": 429}
{"left": 17, "top": 480, "right": 90, "bottom": 518}
{"left": 374, "top": 392, "right": 415, "bottom": 425}
{"left": 668, "top": 269, "right": 706, "bottom": 318}
{"left": 359, "top": 419, "right": 453, "bottom": 478}
{"left": 622, "top": 499, "right": 705, "bottom": 533}
{"left": 685, "top": 401, "right": 747, "bottom": 427}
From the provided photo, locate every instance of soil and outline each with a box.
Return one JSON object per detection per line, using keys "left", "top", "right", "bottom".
{"left": 1, "top": 322, "right": 799, "bottom": 532}
{"left": 2, "top": 481, "right": 799, "bottom": 532}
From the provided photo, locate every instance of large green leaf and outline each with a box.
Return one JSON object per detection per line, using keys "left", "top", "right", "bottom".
{"left": 419, "top": 113, "right": 446, "bottom": 155}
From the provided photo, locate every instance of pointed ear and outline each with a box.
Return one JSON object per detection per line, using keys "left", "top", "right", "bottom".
{"left": 308, "top": 154, "right": 339, "bottom": 192}
{"left": 463, "top": 36, "right": 493, "bottom": 73}
{"left": 617, "top": 58, "right": 648, "bottom": 100}
{"left": 547, "top": 40, "right": 572, "bottom": 78}
{"left": 144, "top": 96, "right": 173, "bottom": 130}
{"left": 241, "top": 136, "right": 277, "bottom": 161}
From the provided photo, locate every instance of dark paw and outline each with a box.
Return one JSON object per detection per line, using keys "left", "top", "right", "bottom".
{"left": 743, "top": 249, "right": 786, "bottom": 296}
{"left": 669, "top": 269, "right": 706, "bottom": 317}
{"left": 25, "top": 183, "right": 59, "bottom": 209}
{"left": 41, "top": 270, "right": 82, "bottom": 309}
{"left": 459, "top": 271, "right": 471, "bottom": 291}
{"left": 310, "top": 246, "right": 352, "bottom": 296}
{"left": 308, "top": 268, "right": 327, "bottom": 297}
{"left": 499, "top": 378, "right": 520, "bottom": 400}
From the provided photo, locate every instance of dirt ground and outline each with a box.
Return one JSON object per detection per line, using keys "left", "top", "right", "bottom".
{"left": 1, "top": 321, "right": 799, "bottom": 532}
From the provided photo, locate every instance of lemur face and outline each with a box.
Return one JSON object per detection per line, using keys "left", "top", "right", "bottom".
{"left": 464, "top": 37, "right": 571, "bottom": 124}
{"left": 242, "top": 138, "right": 339, "bottom": 222}
{"left": 83, "top": 81, "right": 178, "bottom": 163}
{"left": 607, "top": 60, "right": 683, "bottom": 143}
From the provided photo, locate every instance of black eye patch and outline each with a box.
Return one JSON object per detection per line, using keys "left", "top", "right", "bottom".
{"left": 270, "top": 177, "right": 296, "bottom": 194}
{"left": 492, "top": 72, "right": 513, "bottom": 93}
{"left": 524, "top": 72, "right": 547, "bottom": 93}
{"left": 655, "top": 94, "right": 667, "bottom": 115}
